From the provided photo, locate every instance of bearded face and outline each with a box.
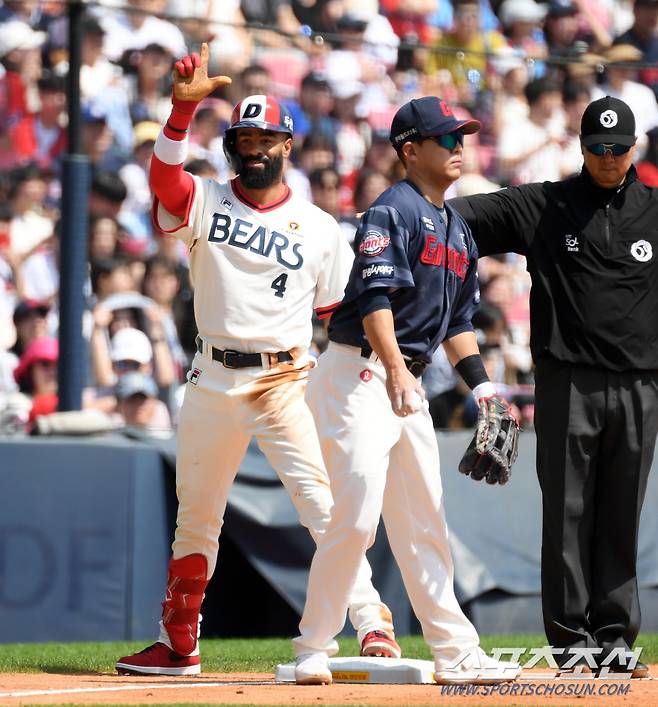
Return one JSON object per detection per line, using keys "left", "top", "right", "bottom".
{"left": 237, "top": 151, "right": 285, "bottom": 189}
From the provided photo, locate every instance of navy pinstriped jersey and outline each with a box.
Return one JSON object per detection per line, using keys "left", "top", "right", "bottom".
{"left": 328, "top": 179, "right": 480, "bottom": 364}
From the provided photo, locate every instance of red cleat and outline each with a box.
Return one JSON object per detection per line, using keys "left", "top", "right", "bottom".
{"left": 116, "top": 641, "right": 201, "bottom": 676}
{"left": 360, "top": 630, "right": 402, "bottom": 659}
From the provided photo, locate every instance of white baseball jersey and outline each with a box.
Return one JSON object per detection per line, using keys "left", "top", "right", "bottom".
{"left": 154, "top": 177, "right": 354, "bottom": 356}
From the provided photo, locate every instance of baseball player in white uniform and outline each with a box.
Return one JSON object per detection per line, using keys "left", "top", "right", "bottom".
{"left": 116, "top": 45, "right": 398, "bottom": 676}
{"left": 292, "top": 97, "right": 522, "bottom": 685}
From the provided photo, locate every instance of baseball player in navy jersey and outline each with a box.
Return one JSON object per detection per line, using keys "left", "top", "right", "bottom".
{"left": 292, "top": 97, "right": 521, "bottom": 685}
{"left": 116, "top": 44, "right": 399, "bottom": 676}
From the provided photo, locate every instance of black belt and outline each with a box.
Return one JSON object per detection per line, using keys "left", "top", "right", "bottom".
{"left": 196, "top": 337, "right": 293, "bottom": 369}
{"left": 359, "top": 345, "right": 427, "bottom": 378}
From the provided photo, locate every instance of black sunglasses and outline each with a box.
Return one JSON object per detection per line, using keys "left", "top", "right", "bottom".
{"left": 586, "top": 143, "right": 632, "bottom": 157}
{"left": 426, "top": 132, "right": 464, "bottom": 151}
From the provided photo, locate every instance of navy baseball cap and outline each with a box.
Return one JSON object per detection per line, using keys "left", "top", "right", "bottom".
{"left": 580, "top": 95, "right": 636, "bottom": 147}
{"left": 389, "top": 96, "right": 480, "bottom": 150}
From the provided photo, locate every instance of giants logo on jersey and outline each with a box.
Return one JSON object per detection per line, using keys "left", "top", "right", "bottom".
{"left": 359, "top": 231, "right": 391, "bottom": 256}
{"left": 208, "top": 213, "right": 304, "bottom": 270}
{"left": 420, "top": 236, "right": 468, "bottom": 279}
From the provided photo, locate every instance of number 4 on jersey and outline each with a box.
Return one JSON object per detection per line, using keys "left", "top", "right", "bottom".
{"left": 271, "top": 273, "right": 288, "bottom": 298}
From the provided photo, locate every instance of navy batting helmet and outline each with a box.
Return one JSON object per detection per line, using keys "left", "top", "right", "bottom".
{"left": 223, "top": 94, "right": 294, "bottom": 172}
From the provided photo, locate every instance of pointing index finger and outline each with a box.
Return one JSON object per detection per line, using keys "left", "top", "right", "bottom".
{"left": 200, "top": 42, "right": 209, "bottom": 69}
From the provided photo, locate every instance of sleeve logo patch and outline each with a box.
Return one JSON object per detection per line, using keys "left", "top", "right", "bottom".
{"left": 359, "top": 231, "right": 391, "bottom": 256}
{"left": 362, "top": 264, "right": 394, "bottom": 279}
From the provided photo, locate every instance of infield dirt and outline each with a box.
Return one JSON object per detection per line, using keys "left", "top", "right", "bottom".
{"left": 0, "top": 669, "right": 655, "bottom": 706}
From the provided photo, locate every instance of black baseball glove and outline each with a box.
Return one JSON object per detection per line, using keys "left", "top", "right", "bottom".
{"left": 458, "top": 396, "right": 520, "bottom": 485}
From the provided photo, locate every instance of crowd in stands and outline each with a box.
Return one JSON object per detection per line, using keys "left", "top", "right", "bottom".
{"left": 1, "top": 0, "right": 658, "bottom": 434}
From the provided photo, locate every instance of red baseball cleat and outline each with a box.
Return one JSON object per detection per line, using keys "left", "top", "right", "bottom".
{"left": 116, "top": 641, "right": 201, "bottom": 676}
{"left": 360, "top": 630, "right": 402, "bottom": 659}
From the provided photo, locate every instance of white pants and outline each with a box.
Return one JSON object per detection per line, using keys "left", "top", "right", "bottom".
{"left": 171, "top": 350, "right": 393, "bottom": 641}
{"left": 294, "top": 343, "right": 479, "bottom": 661}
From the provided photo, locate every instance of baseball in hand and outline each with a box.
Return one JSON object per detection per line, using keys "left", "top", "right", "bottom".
{"left": 409, "top": 390, "right": 423, "bottom": 413}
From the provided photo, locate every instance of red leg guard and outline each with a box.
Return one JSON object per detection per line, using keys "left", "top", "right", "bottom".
{"left": 162, "top": 554, "right": 209, "bottom": 656}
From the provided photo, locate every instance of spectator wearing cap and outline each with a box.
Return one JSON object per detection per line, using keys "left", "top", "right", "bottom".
{"left": 92, "top": 306, "right": 175, "bottom": 389}
{"left": 114, "top": 371, "right": 172, "bottom": 435}
{"left": 13, "top": 335, "right": 59, "bottom": 421}
{"left": 545, "top": 0, "right": 582, "bottom": 62}
{"left": 80, "top": 16, "right": 116, "bottom": 101}
{"left": 109, "top": 326, "right": 154, "bottom": 378}
{"left": 545, "top": 0, "right": 612, "bottom": 63}
{"left": 497, "top": 77, "right": 565, "bottom": 184}
{"left": 11, "top": 298, "right": 51, "bottom": 357}
{"left": 426, "top": 0, "right": 507, "bottom": 110}
{"left": 591, "top": 45, "right": 658, "bottom": 160}
{"left": 0, "top": 20, "right": 46, "bottom": 169}
{"left": 12, "top": 72, "right": 67, "bottom": 171}
{"left": 615, "top": 0, "right": 658, "bottom": 100}
{"left": 498, "top": 0, "right": 549, "bottom": 70}
{"left": 81, "top": 106, "right": 120, "bottom": 171}
{"left": 111, "top": 322, "right": 175, "bottom": 387}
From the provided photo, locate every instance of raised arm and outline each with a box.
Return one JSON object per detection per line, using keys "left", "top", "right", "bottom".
{"left": 150, "top": 43, "right": 231, "bottom": 218}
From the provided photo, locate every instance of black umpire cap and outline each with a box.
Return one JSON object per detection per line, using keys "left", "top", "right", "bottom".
{"left": 580, "top": 96, "right": 637, "bottom": 147}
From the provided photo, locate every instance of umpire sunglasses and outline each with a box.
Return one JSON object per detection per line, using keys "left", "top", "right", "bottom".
{"left": 425, "top": 132, "right": 464, "bottom": 151}
{"left": 585, "top": 143, "right": 632, "bottom": 157}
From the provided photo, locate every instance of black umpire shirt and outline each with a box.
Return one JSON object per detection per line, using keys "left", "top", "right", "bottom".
{"left": 451, "top": 165, "right": 658, "bottom": 372}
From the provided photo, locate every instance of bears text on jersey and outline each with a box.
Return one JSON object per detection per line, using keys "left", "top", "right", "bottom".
{"left": 208, "top": 213, "right": 304, "bottom": 270}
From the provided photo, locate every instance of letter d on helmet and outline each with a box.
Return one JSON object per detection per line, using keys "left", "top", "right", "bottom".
{"left": 223, "top": 94, "right": 294, "bottom": 172}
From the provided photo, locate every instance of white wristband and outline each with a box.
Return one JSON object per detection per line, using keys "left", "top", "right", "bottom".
{"left": 154, "top": 130, "right": 189, "bottom": 165}
{"left": 472, "top": 381, "right": 496, "bottom": 400}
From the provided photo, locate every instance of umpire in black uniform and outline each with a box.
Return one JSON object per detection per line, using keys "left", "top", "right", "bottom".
{"left": 451, "top": 96, "right": 657, "bottom": 677}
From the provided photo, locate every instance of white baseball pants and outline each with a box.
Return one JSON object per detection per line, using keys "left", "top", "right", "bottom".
{"left": 171, "top": 350, "right": 393, "bottom": 641}
{"left": 294, "top": 342, "right": 479, "bottom": 663}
